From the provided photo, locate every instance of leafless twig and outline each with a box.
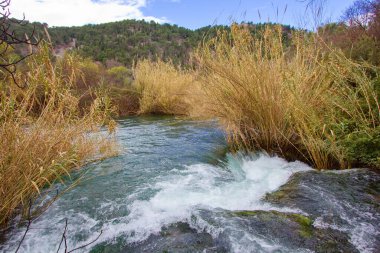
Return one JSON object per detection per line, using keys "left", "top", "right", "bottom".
{"left": 14, "top": 200, "right": 32, "bottom": 253}
{"left": 68, "top": 230, "right": 103, "bottom": 253}
{"left": 56, "top": 219, "right": 68, "bottom": 253}
{"left": 0, "top": 0, "right": 41, "bottom": 87}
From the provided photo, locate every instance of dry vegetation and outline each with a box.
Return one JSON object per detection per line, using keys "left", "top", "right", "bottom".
{"left": 194, "top": 24, "right": 379, "bottom": 169}
{"left": 127, "top": 24, "right": 379, "bottom": 170}
{"left": 133, "top": 59, "right": 197, "bottom": 115}
{"left": 0, "top": 44, "right": 118, "bottom": 227}
{"left": 1, "top": 16, "right": 379, "bottom": 229}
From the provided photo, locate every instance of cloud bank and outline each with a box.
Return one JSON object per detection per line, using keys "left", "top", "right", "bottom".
{"left": 10, "top": 0, "right": 168, "bottom": 27}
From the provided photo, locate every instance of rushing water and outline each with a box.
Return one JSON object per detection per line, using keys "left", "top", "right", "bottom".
{"left": 1, "top": 117, "right": 379, "bottom": 253}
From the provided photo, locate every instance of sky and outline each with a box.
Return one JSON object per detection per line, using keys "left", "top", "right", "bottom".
{"left": 10, "top": 0, "right": 356, "bottom": 29}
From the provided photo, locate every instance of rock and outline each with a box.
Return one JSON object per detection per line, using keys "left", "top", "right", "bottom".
{"left": 90, "top": 222, "right": 226, "bottom": 253}
{"left": 264, "top": 169, "right": 380, "bottom": 252}
{"left": 230, "top": 210, "right": 358, "bottom": 253}
{"left": 127, "top": 222, "right": 227, "bottom": 253}
{"left": 90, "top": 169, "right": 380, "bottom": 253}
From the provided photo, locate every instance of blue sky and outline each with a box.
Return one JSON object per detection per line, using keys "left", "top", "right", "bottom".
{"left": 12, "top": 0, "right": 356, "bottom": 29}
{"left": 143, "top": 0, "right": 356, "bottom": 29}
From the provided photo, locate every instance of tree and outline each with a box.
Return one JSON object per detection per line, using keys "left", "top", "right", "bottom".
{"left": 319, "top": 0, "right": 380, "bottom": 65}
{"left": 342, "top": 0, "right": 372, "bottom": 27}
{"left": 0, "top": 0, "right": 39, "bottom": 86}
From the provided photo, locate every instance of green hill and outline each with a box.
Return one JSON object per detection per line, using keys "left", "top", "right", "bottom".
{"left": 11, "top": 19, "right": 294, "bottom": 67}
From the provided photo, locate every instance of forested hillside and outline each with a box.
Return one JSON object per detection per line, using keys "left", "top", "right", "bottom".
{"left": 11, "top": 19, "right": 294, "bottom": 66}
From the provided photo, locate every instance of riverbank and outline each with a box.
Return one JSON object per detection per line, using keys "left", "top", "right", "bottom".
{"left": 122, "top": 24, "right": 379, "bottom": 171}
{"left": 0, "top": 22, "right": 378, "bottom": 251}
{"left": 1, "top": 117, "right": 378, "bottom": 252}
{"left": 0, "top": 45, "right": 118, "bottom": 228}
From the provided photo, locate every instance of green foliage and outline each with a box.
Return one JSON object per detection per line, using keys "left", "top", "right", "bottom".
{"left": 10, "top": 20, "right": 294, "bottom": 67}
{"left": 350, "top": 35, "right": 380, "bottom": 65}
{"left": 54, "top": 20, "right": 201, "bottom": 66}
{"left": 107, "top": 66, "right": 133, "bottom": 86}
{"left": 339, "top": 126, "right": 380, "bottom": 168}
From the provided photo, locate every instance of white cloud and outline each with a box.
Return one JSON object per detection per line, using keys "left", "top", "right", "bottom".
{"left": 10, "top": 0, "right": 168, "bottom": 27}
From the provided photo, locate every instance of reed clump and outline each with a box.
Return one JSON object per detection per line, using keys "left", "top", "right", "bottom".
{"left": 0, "top": 44, "right": 118, "bottom": 227}
{"left": 133, "top": 59, "right": 197, "bottom": 115}
{"left": 195, "top": 24, "right": 379, "bottom": 169}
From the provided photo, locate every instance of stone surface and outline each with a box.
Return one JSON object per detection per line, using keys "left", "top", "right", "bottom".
{"left": 265, "top": 169, "right": 380, "bottom": 252}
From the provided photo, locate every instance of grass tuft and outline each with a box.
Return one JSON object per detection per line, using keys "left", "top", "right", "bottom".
{"left": 0, "top": 43, "right": 118, "bottom": 227}
{"left": 133, "top": 59, "right": 197, "bottom": 116}
{"left": 195, "top": 24, "right": 379, "bottom": 169}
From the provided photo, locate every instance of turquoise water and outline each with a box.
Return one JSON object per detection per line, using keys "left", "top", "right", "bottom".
{"left": 1, "top": 116, "right": 378, "bottom": 253}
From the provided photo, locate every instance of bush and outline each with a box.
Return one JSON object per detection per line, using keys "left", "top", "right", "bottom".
{"left": 0, "top": 44, "right": 118, "bottom": 227}
{"left": 133, "top": 59, "right": 196, "bottom": 115}
{"left": 195, "top": 24, "right": 379, "bottom": 170}
{"left": 106, "top": 66, "right": 133, "bottom": 86}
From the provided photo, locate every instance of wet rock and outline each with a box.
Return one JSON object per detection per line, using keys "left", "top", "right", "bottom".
{"left": 265, "top": 169, "right": 380, "bottom": 213}
{"left": 128, "top": 222, "right": 226, "bottom": 253}
{"left": 230, "top": 210, "right": 358, "bottom": 253}
{"left": 90, "top": 222, "right": 226, "bottom": 253}
{"left": 264, "top": 169, "right": 380, "bottom": 252}
{"left": 233, "top": 210, "right": 313, "bottom": 238}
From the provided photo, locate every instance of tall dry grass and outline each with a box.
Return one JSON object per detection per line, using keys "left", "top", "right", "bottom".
{"left": 0, "top": 44, "right": 118, "bottom": 227}
{"left": 133, "top": 59, "right": 197, "bottom": 115}
{"left": 195, "top": 24, "right": 379, "bottom": 169}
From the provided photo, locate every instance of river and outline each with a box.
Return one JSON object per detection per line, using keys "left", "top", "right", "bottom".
{"left": 1, "top": 116, "right": 379, "bottom": 252}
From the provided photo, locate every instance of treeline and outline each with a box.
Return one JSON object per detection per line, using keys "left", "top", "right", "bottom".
{"left": 11, "top": 19, "right": 294, "bottom": 66}
{"left": 320, "top": 0, "right": 380, "bottom": 65}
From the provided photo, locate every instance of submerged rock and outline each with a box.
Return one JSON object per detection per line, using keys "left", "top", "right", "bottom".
{"left": 265, "top": 169, "right": 380, "bottom": 252}
{"left": 91, "top": 169, "right": 378, "bottom": 253}
{"left": 128, "top": 222, "right": 223, "bottom": 253}
{"left": 90, "top": 222, "right": 226, "bottom": 253}
{"left": 231, "top": 210, "right": 358, "bottom": 253}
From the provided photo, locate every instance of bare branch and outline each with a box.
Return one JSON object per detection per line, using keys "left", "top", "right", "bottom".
{"left": 56, "top": 219, "right": 68, "bottom": 253}
{"left": 14, "top": 200, "right": 32, "bottom": 253}
{"left": 0, "top": 0, "right": 41, "bottom": 87}
{"left": 68, "top": 230, "right": 103, "bottom": 253}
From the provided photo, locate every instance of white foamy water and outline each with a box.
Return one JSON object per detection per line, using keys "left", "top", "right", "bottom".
{"left": 1, "top": 154, "right": 311, "bottom": 253}
{"left": 115, "top": 154, "right": 311, "bottom": 243}
{"left": 312, "top": 186, "right": 380, "bottom": 253}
